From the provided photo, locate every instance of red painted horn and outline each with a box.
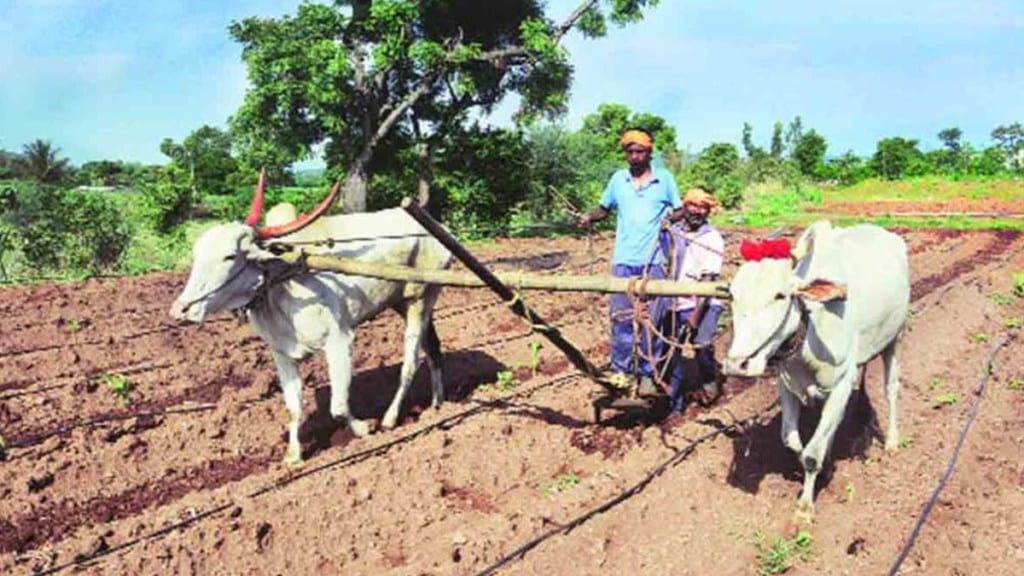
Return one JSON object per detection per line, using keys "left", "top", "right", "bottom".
{"left": 256, "top": 181, "right": 341, "bottom": 240}
{"left": 245, "top": 168, "right": 267, "bottom": 227}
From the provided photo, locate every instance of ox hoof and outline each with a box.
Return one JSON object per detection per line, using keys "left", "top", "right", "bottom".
{"left": 381, "top": 412, "right": 400, "bottom": 431}
{"left": 349, "top": 418, "right": 376, "bottom": 437}
{"left": 792, "top": 502, "right": 814, "bottom": 526}
{"left": 884, "top": 435, "right": 900, "bottom": 452}
{"left": 284, "top": 450, "right": 304, "bottom": 468}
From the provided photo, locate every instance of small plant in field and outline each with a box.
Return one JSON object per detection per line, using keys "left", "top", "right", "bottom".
{"left": 1008, "top": 378, "right": 1024, "bottom": 391}
{"left": 753, "top": 530, "right": 814, "bottom": 576}
{"left": 1003, "top": 316, "right": 1022, "bottom": 330}
{"left": 494, "top": 370, "right": 518, "bottom": 393}
{"left": 544, "top": 472, "right": 580, "bottom": 495}
{"left": 65, "top": 317, "right": 81, "bottom": 333}
{"left": 1013, "top": 272, "right": 1024, "bottom": 298}
{"left": 899, "top": 436, "right": 914, "bottom": 449}
{"left": 934, "top": 392, "right": 960, "bottom": 407}
{"left": 969, "top": 332, "right": 989, "bottom": 344}
{"left": 928, "top": 377, "right": 945, "bottom": 391}
{"left": 843, "top": 482, "right": 855, "bottom": 503}
{"left": 527, "top": 341, "right": 543, "bottom": 376}
{"left": 101, "top": 373, "right": 135, "bottom": 406}
{"left": 990, "top": 293, "right": 1014, "bottom": 306}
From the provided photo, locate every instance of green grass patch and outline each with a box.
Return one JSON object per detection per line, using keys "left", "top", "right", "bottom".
{"left": 934, "top": 392, "right": 960, "bottom": 407}
{"left": 824, "top": 175, "right": 1024, "bottom": 203}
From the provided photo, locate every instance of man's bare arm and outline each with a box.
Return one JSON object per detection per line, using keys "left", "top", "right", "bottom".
{"left": 578, "top": 206, "right": 610, "bottom": 227}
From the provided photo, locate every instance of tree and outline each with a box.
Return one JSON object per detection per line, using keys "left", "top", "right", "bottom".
{"left": 19, "top": 140, "right": 71, "bottom": 184}
{"left": 740, "top": 122, "right": 778, "bottom": 183}
{"left": 821, "top": 150, "right": 871, "bottom": 185}
{"left": 686, "top": 142, "right": 743, "bottom": 209}
{"left": 770, "top": 121, "right": 783, "bottom": 159}
{"left": 872, "top": 137, "right": 922, "bottom": 180}
{"left": 160, "top": 125, "right": 239, "bottom": 197}
{"left": 0, "top": 149, "right": 19, "bottom": 180}
{"left": 228, "top": 0, "right": 662, "bottom": 213}
{"left": 77, "top": 160, "right": 126, "bottom": 187}
{"left": 991, "top": 123, "right": 1023, "bottom": 171}
{"left": 792, "top": 129, "right": 827, "bottom": 176}
{"left": 938, "top": 127, "right": 962, "bottom": 153}
{"left": 578, "top": 102, "right": 679, "bottom": 170}
{"left": 937, "top": 127, "right": 964, "bottom": 173}
{"left": 784, "top": 116, "right": 804, "bottom": 158}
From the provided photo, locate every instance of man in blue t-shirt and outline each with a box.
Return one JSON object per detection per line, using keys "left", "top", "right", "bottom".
{"left": 578, "top": 129, "right": 685, "bottom": 394}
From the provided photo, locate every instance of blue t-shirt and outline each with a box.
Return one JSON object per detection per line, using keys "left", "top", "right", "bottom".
{"left": 600, "top": 167, "right": 682, "bottom": 265}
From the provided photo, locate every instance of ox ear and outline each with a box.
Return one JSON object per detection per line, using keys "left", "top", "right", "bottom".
{"left": 796, "top": 278, "right": 848, "bottom": 302}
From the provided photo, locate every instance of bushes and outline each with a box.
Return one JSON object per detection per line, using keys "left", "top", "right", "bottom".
{"left": 1, "top": 183, "right": 133, "bottom": 275}
{"left": 141, "top": 165, "right": 193, "bottom": 232}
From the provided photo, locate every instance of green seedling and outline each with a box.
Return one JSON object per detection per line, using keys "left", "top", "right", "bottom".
{"left": 1013, "top": 272, "right": 1024, "bottom": 298}
{"left": 495, "top": 370, "right": 518, "bottom": 393}
{"left": 843, "top": 482, "right": 856, "bottom": 503}
{"left": 528, "top": 341, "right": 543, "bottom": 376}
{"left": 969, "top": 332, "right": 989, "bottom": 344}
{"left": 65, "top": 317, "right": 81, "bottom": 333}
{"left": 898, "top": 436, "right": 914, "bottom": 449}
{"left": 1008, "top": 378, "right": 1024, "bottom": 391}
{"left": 753, "top": 529, "right": 814, "bottom": 576}
{"left": 934, "top": 392, "right": 960, "bottom": 407}
{"left": 990, "top": 293, "right": 1014, "bottom": 306}
{"left": 101, "top": 373, "right": 135, "bottom": 406}
{"left": 928, "top": 377, "right": 945, "bottom": 391}
{"left": 544, "top": 472, "right": 580, "bottom": 495}
{"left": 1003, "top": 317, "right": 1021, "bottom": 330}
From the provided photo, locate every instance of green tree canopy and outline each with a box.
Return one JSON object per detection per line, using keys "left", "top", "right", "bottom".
{"left": 19, "top": 140, "right": 71, "bottom": 185}
{"left": 991, "top": 122, "right": 1023, "bottom": 171}
{"left": 872, "top": 137, "right": 922, "bottom": 180}
{"left": 160, "top": 125, "right": 239, "bottom": 196}
{"left": 792, "top": 129, "right": 827, "bottom": 176}
{"left": 228, "top": 0, "right": 661, "bottom": 213}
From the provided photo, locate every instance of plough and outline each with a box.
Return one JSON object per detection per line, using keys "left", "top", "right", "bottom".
{"left": 274, "top": 198, "right": 731, "bottom": 422}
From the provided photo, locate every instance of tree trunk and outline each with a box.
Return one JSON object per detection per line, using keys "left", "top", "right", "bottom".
{"left": 416, "top": 141, "right": 432, "bottom": 209}
{"left": 342, "top": 168, "right": 368, "bottom": 214}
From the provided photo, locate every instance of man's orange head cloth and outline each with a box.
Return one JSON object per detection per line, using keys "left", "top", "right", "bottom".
{"left": 620, "top": 130, "right": 653, "bottom": 150}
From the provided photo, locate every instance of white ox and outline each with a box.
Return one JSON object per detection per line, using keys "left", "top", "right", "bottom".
{"left": 169, "top": 173, "right": 453, "bottom": 464}
{"left": 723, "top": 221, "right": 910, "bottom": 518}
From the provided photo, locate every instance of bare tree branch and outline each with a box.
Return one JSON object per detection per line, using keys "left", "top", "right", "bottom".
{"left": 457, "top": 0, "right": 600, "bottom": 67}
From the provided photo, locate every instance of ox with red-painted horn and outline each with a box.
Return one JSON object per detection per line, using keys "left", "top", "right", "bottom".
{"left": 169, "top": 170, "right": 454, "bottom": 465}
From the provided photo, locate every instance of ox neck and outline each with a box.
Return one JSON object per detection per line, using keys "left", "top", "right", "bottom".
{"left": 771, "top": 298, "right": 810, "bottom": 364}
{"left": 244, "top": 256, "right": 309, "bottom": 313}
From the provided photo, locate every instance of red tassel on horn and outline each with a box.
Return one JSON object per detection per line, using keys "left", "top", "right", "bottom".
{"left": 740, "top": 238, "right": 792, "bottom": 262}
{"left": 245, "top": 168, "right": 267, "bottom": 227}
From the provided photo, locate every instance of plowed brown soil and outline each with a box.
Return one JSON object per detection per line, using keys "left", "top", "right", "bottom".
{"left": 2, "top": 227, "right": 1023, "bottom": 575}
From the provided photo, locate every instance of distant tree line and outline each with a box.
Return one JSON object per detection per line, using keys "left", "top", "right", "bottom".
{"left": 3, "top": 111, "right": 1020, "bottom": 279}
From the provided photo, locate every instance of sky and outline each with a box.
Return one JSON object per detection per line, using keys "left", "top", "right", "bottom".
{"left": 1, "top": 0, "right": 1022, "bottom": 166}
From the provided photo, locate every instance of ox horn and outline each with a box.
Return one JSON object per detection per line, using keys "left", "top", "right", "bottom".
{"left": 256, "top": 181, "right": 341, "bottom": 240}
{"left": 245, "top": 168, "right": 268, "bottom": 227}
